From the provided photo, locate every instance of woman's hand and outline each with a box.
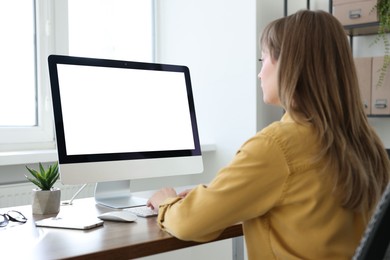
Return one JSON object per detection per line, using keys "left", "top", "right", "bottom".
{"left": 147, "top": 187, "right": 177, "bottom": 210}
{"left": 178, "top": 189, "right": 192, "bottom": 198}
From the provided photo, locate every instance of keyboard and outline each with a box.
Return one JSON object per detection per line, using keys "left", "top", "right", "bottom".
{"left": 124, "top": 206, "right": 158, "bottom": 218}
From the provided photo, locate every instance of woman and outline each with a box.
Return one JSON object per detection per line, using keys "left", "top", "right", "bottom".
{"left": 147, "top": 10, "right": 390, "bottom": 259}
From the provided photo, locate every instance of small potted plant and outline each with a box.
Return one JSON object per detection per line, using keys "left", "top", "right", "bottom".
{"left": 25, "top": 162, "right": 61, "bottom": 215}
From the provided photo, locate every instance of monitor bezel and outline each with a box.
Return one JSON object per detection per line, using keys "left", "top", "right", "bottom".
{"left": 48, "top": 55, "right": 202, "bottom": 166}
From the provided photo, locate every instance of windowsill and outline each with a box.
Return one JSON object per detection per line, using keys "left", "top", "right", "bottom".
{"left": 0, "top": 144, "right": 217, "bottom": 166}
{"left": 0, "top": 149, "right": 58, "bottom": 166}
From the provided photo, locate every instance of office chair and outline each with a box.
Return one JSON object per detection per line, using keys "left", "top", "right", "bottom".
{"left": 353, "top": 183, "right": 390, "bottom": 260}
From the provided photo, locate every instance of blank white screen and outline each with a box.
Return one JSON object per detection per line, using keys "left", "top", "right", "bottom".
{"left": 57, "top": 64, "right": 195, "bottom": 155}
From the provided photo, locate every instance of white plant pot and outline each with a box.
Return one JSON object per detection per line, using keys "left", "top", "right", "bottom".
{"left": 32, "top": 188, "right": 61, "bottom": 215}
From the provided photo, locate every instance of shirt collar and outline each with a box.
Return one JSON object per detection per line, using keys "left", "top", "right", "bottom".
{"left": 281, "top": 112, "right": 293, "bottom": 122}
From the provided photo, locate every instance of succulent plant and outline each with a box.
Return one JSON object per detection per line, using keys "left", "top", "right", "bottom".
{"left": 25, "top": 162, "right": 59, "bottom": 191}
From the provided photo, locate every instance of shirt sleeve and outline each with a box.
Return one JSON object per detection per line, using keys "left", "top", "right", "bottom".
{"left": 157, "top": 131, "right": 290, "bottom": 242}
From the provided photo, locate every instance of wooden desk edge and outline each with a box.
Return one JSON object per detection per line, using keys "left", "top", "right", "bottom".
{"left": 68, "top": 223, "right": 243, "bottom": 260}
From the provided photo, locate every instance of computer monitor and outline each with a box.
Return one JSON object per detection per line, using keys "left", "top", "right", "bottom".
{"left": 48, "top": 55, "right": 203, "bottom": 208}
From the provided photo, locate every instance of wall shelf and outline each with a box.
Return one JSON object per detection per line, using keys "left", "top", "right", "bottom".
{"left": 368, "top": 114, "right": 390, "bottom": 118}
{"left": 344, "top": 21, "right": 381, "bottom": 36}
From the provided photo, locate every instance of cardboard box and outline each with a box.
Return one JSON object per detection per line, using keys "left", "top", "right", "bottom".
{"left": 371, "top": 56, "right": 390, "bottom": 115}
{"left": 333, "top": 0, "right": 378, "bottom": 26}
{"left": 355, "top": 57, "right": 372, "bottom": 115}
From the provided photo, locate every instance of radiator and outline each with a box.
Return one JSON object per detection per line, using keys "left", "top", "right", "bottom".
{"left": 0, "top": 182, "right": 95, "bottom": 208}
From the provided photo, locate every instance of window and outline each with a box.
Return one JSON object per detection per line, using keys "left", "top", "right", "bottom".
{"left": 0, "top": 0, "right": 154, "bottom": 159}
{"left": 0, "top": 1, "right": 36, "bottom": 127}
{"left": 0, "top": 0, "right": 53, "bottom": 153}
{"left": 68, "top": 0, "right": 153, "bottom": 61}
{"left": 0, "top": 0, "right": 154, "bottom": 165}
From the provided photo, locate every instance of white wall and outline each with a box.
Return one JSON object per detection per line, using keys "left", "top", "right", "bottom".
{"left": 141, "top": 1, "right": 258, "bottom": 259}
{"left": 155, "top": 0, "right": 258, "bottom": 174}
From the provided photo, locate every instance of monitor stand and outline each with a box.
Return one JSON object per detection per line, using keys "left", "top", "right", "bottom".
{"left": 94, "top": 180, "right": 147, "bottom": 209}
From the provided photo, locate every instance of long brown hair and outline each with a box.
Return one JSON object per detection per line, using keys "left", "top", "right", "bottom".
{"left": 261, "top": 10, "right": 390, "bottom": 212}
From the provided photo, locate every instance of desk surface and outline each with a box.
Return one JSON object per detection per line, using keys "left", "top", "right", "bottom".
{"left": 1, "top": 196, "right": 243, "bottom": 260}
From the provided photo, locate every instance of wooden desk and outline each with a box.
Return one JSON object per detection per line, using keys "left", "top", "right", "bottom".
{"left": 0, "top": 197, "right": 243, "bottom": 260}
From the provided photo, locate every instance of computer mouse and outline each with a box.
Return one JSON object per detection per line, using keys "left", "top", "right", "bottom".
{"left": 98, "top": 211, "right": 137, "bottom": 222}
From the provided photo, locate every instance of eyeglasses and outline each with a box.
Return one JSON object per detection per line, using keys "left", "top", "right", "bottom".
{"left": 0, "top": 210, "right": 27, "bottom": 227}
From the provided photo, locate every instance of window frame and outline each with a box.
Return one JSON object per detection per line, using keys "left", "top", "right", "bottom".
{"left": 0, "top": 0, "right": 55, "bottom": 152}
{"left": 0, "top": 0, "right": 156, "bottom": 166}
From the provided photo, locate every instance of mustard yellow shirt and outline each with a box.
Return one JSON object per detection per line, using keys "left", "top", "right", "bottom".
{"left": 157, "top": 113, "right": 368, "bottom": 259}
